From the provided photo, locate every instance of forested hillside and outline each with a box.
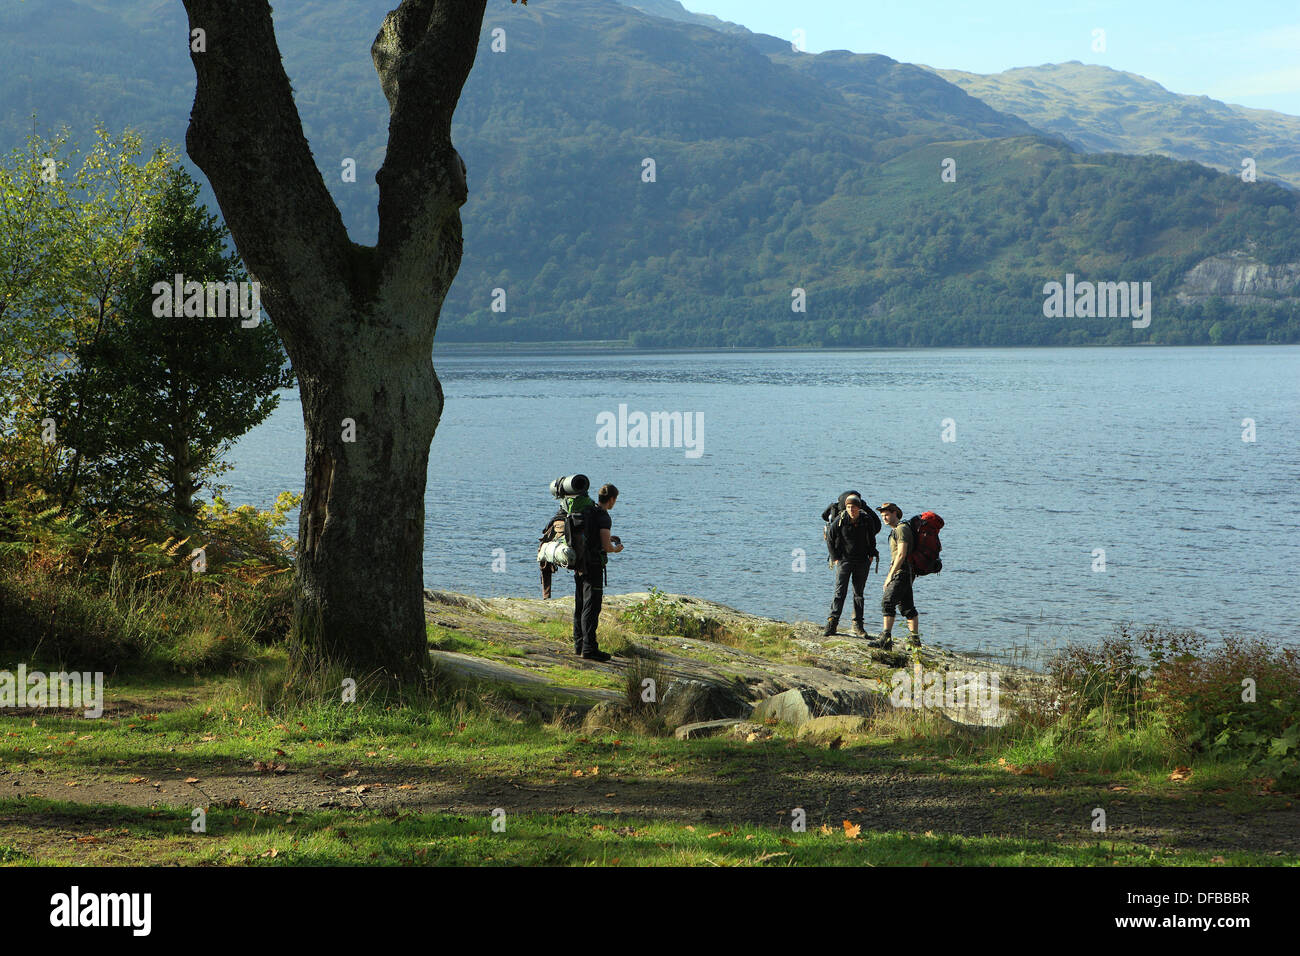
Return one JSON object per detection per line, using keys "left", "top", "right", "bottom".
{"left": 2, "top": 0, "right": 1298, "bottom": 346}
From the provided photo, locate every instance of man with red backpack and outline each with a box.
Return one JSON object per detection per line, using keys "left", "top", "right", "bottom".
{"left": 875, "top": 502, "right": 921, "bottom": 650}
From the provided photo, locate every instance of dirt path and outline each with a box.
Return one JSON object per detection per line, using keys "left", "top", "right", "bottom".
{"left": 3, "top": 755, "right": 1296, "bottom": 855}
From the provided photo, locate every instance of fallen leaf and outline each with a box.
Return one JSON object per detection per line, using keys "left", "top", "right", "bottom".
{"left": 684, "top": 825, "right": 695, "bottom": 832}
{"left": 185, "top": 777, "right": 200, "bottom": 785}
{"left": 129, "top": 777, "right": 146, "bottom": 784}
{"left": 260, "top": 848, "right": 278, "bottom": 858}
{"left": 1168, "top": 766, "right": 1193, "bottom": 782}
{"left": 75, "top": 836, "right": 99, "bottom": 844}
{"left": 819, "top": 824, "right": 833, "bottom": 836}
{"left": 843, "top": 820, "right": 861, "bottom": 840}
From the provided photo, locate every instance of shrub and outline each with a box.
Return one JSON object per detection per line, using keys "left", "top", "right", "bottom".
{"left": 620, "top": 586, "right": 732, "bottom": 642}
{"left": 1044, "top": 631, "right": 1148, "bottom": 728}
{"left": 1141, "top": 629, "right": 1300, "bottom": 784}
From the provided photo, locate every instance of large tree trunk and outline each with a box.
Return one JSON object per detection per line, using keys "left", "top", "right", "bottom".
{"left": 180, "top": 0, "right": 488, "bottom": 683}
{"left": 292, "top": 303, "right": 445, "bottom": 681}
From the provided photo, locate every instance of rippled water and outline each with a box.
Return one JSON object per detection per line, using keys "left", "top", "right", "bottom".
{"left": 225, "top": 345, "right": 1300, "bottom": 656}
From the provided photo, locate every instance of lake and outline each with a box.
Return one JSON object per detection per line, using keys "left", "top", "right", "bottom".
{"left": 224, "top": 345, "right": 1300, "bottom": 657}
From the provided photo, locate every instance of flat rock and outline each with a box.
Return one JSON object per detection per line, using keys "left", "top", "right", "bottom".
{"left": 673, "top": 718, "right": 757, "bottom": 740}
{"left": 429, "top": 651, "right": 620, "bottom": 704}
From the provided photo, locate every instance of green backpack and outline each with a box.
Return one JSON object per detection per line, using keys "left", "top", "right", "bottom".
{"left": 560, "top": 493, "right": 604, "bottom": 575}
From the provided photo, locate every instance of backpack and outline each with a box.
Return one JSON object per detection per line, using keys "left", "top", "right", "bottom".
{"left": 822, "top": 490, "right": 880, "bottom": 561}
{"left": 537, "top": 494, "right": 602, "bottom": 570}
{"left": 905, "top": 512, "right": 944, "bottom": 575}
{"left": 561, "top": 493, "right": 603, "bottom": 575}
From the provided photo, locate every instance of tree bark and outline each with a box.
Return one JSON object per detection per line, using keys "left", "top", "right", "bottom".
{"left": 180, "top": 0, "right": 488, "bottom": 683}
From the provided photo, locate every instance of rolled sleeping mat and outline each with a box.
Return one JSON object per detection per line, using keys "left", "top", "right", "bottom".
{"left": 538, "top": 538, "right": 578, "bottom": 569}
{"left": 549, "top": 474, "right": 590, "bottom": 498}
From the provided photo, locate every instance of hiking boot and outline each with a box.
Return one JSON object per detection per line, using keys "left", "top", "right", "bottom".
{"left": 823, "top": 617, "right": 838, "bottom": 637}
{"left": 907, "top": 632, "right": 922, "bottom": 648}
{"left": 868, "top": 632, "right": 893, "bottom": 651}
{"left": 851, "top": 622, "right": 867, "bottom": 638}
{"left": 580, "top": 649, "right": 612, "bottom": 662}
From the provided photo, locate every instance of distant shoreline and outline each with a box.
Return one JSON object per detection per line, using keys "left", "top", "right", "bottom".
{"left": 431, "top": 340, "right": 1297, "bottom": 355}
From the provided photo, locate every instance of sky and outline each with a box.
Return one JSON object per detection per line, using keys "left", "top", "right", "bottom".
{"left": 686, "top": 0, "right": 1300, "bottom": 116}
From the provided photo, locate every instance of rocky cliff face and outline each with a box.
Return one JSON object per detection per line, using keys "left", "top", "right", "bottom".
{"left": 1176, "top": 250, "right": 1300, "bottom": 304}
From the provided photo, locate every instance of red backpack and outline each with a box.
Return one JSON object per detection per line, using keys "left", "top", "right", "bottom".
{"left": 906, "top": 512, "right": 944, "bottom": 575}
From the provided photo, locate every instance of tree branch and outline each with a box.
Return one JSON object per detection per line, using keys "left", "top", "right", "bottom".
{"left": 180, "top": 0, "right": 355, "bottom": 346}
{"left": 372, "top": 0, "right": 488, "bottom": 265}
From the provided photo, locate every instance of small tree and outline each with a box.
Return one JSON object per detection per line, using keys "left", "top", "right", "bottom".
{"left": 50, "top": 165, "right": 294, "bottom": 520}
{"left": 0, "top": 125, "right": 176, "bottom": 504}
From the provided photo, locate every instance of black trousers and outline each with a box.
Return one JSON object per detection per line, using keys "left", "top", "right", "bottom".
{"left": 573, "top": 571, "right": 604, "bottom": 654}
{"left": 829, "top": 560, "right": 871, "bottom": 623}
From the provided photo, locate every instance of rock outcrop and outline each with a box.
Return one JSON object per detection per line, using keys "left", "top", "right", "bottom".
{"left": 1175, "top": 250, "right": 1300, "bottom": 305}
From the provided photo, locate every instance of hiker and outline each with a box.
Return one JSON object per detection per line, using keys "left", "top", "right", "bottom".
{"left": 824, "top": 493, "right": 880, "bottom": 637}
{"left": 875, "top": 502, "right": 920, "bottom": 649}
{"left": 573, "top": 483, "right": 623, "bottom": 662}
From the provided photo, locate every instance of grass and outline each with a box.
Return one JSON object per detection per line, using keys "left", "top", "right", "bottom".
{"left": 520, "top": 616, "right": 634, "bottom": 656}
{"left": 427, "top": 624, "right": 526, "bottom": 659}
{"left": 536, "top": 665, "right": 623, "bottom": 692}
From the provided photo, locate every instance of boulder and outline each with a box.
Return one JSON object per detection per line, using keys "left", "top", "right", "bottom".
{"left": 751, "top": 688, "right": 814, "bottom": 727}
{"left": 659, "top": 678, "right": 749, "bottom": 727}
{"left": 582, "top": 700, "right": 629, "bottom": 733}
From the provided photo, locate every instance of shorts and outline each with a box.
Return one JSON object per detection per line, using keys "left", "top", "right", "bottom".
{"left": 882, "top": 570, "right": 917, "bottom": 619}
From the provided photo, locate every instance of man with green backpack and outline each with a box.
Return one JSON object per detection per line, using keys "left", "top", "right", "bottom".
{"left": 572, "top": 483, "right": 623, "bottom": 661}
{"left": 537, "top": 476, "right": 623, "bottom": 662}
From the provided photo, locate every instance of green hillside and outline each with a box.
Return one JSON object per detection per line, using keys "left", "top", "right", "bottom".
{"left": 927, "top": 62, "right": 1300, "bottom": 192}
{"left": 2, "top": 0, "right": 1298, "bottom": 347}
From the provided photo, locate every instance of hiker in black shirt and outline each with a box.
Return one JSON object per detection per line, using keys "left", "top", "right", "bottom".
{"left": 573, "top": 483, "right": 623, "bottom": 662}
{"left": 824, "top": 494, "right": 879, "bottom": 637}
